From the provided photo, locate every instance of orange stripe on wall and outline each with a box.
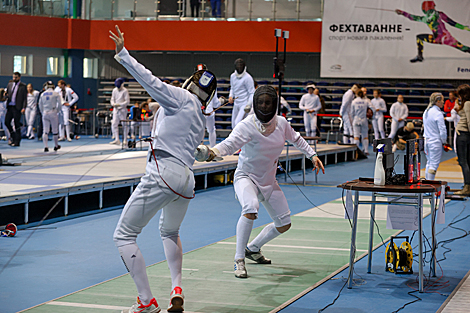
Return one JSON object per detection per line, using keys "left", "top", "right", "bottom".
{"left": 0, "top": 14, "right": 321, "bottom": 53}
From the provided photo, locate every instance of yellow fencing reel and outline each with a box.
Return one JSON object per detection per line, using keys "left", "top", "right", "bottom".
{"left": 385, "top": 236, "right": 413, "bottom": 274}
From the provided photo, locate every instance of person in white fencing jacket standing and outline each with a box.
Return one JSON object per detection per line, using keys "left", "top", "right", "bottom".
{"left": 38, "top": 81, "right": 61, "bottom": 152}
{"left": 110, "top": 25, "right": 217, "bottom": 313}
{"left": 110, "top": 77, "right": 130, "bottom": 145}
{"left": 55, "top": 80, "right": 79, "bottom": 142}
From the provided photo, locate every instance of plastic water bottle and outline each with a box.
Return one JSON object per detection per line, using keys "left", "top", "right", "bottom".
{"left": 374, "top": 144, "right": 385, "bottom": 186}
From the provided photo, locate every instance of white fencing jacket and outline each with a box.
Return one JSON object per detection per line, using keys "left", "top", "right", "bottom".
{"left": 228, "top": 70, "right": 255, "bottom": 107}
{"left": 54, "top": 86, "right": 79, "bottom": 107}
{"left": 111, "top": 87, "right": 130, "bottom": 111}
{"left": 299, "top": 93, "right": 322, "bottom": 115}
{"left": 39, "top": 88, "right": 61, "bottom": 114}
{"left": 423, "top": 105, "right": 447, "bottom": 144}
{"left": 390, "top": 102, "right": 409, "bottom": 122}
{"left": 351, "top": 97, "right": 369, "bottom": 125}
{"left": 205, "top": 90, "right": 221, "bottom": 117}
{"left": 115, "top": 48, "right": 205, "bottom": 170}
{"left": 340, "top": 89, "right": 355, "bottom": 117}
{"left": 213, "top": 115, "right": 315, "bottom": 199}
{"left": 370, "top": 97, "right": 387, "bottom": 119}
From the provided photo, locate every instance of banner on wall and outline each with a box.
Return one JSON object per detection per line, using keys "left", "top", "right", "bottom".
{"left": 321, "top": 0, "right": 470, "bottom": 78}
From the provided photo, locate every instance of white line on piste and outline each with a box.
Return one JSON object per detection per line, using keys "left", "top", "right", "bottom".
{"left": 217, "top": 241, "right": 367, "bottom": 252}
{"left": 182, "top": 268, "right": 199, "bottom": 271}
{"left": 47, "top": 301, "right": 204, "bottom": 312}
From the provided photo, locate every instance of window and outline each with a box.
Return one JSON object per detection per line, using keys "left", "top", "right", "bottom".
{"left": 47, "top": 56, "right": 65, "bottom": 76}
{"left": 83, "top": 58, "right": 98, "bottom": 78}
{"left": 13, "top": 55, "right": 27, "bottom": 74}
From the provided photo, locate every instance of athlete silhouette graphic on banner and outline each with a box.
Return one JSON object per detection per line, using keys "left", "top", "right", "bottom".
{"left": 396, "top": 1, "right": 470, "bottom": 62}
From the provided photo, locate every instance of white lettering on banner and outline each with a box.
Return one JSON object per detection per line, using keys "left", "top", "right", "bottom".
{"left": 321, "top": 0, "right": 470, "bottom": 79}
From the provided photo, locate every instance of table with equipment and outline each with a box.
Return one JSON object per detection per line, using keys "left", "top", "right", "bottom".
{"left": 338, "top": 178, "right": 446, "bottom": 292}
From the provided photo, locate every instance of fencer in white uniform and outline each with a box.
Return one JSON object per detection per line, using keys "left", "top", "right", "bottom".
{"left": 55, "top": 80, "right": 79, "bottom": 141}
{"left": 423, "top": 93, "right": 447, "bottom": 180}
{"left": 370, "top": 89, "right": 387, "bottom": 139}
{"left": 445, "top": 102, "right": 460, "bottom": 153}
{"left": 110, "top": 26, "right": 216, "bottom": 313}
{"left": 299, "top": 84, "right": 322, "bottom": 138}
{"left": 351, "top": 89, "right": 370, "bottom": 154}
{"left": 198, "top": 86, "right": 324, "bottom": 278}
{"left": 38, "top": 81, "right": 61, "bottom": 152}
{"left": 228, "top": 58, "right": 255, "bottom": 129}
{"left": 25, "top": 84, "right": 39, "bottom": 139}
{"left": 110, "top": 78, "right": 130, "bottom": 145}
{"left": 388, "top": 95, "right": 408, "bottom": 139}
{"left": 339, "top": 84, "right": 360, "bottom": 143}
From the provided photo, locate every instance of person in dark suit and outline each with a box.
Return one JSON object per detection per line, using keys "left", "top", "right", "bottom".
{"left": 5, "top": 72, "right": 27, "bottom": 146}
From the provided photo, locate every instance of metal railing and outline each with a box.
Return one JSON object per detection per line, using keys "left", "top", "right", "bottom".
{"left": 1, "top": 0, "right": 322, "bottom": 21}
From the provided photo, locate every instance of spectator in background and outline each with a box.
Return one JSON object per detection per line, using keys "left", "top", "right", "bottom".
{"left": 444, "top": 90, "right": 457, "bottom": 116}
{"left": 423, "top": 92, "right": 447, "bottom": 180}
{"left": 129, "top": 102, "right": 141, "bottom": 140}
{"left": 170, "top": 80, "right": 181, "bottom": 88}
{"left": 229, "top": 58, "right": 255, "bottom": 129}
{"left": 388, "top": 94, "right": 409, "bottom": 139}
{"left": 455, "top": 84, "right": 470, "bottom": 196}
{"left": 445, "top": 99, "right": 460, "bottom": 153}
{"left": 139, "top": 101, "right": 152, "bottom": 138}
{"left": 36, "top": 84, "right": 46, "bottom": 141}
{"left": 211, "top": 0, "right": 221, "bottom": 17}
{"left": 110, "top": 78, "right": 130, "bottom": 145}
{"left": 0, "top": 88, "right": 10, "bottom": 141}
{"left": 190, "top": 0, "right": 200, "bottom": 17}
{"left": 370, "top": 89, "right": 387, "bottom": 139}
{"left": 299, "top": 84, "right": 322, "bottom": 140}
{"left": 351, "top": 88, "right": 370, "bottom": 155}
{"left": 339, "top": 84, "right": 360, "bottom": 144}
{"left": 55, "top": 80, "right": 79, "bottom": 142}
{"left": 391, "top": 122, "right": 419, "bottom": 152}
{"left": 67, "top": 84, "right": 81, "bottom": 139}
{"left": 25, "top": 83, "right": 39, "bottom": 139}
{"left": 5, "top": 72, "right": 27, "bottom": 147}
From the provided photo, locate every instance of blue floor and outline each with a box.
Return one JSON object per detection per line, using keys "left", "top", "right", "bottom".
{"left": 0, "top": 147, "right": 466, "bottom": 313}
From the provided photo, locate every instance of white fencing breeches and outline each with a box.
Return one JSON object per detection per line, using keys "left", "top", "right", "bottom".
{"left": 388, "top": 120, "right": 405, "bottom": 139}
{"left": 59, "top": 106, "right": 71, "bottom": 139}
{"left": 342, "top": 114, "right": 353, "bottom": 143}
{"left": 43, "top": 111, "right": 59, "bottom": 135}
{"left": 231, "top": 104, "right": 247, "bottom": 130}
{"left": 353, "top": 120, "right": 369, "bottom": 153}
{"left": 205, "top": 114, "right": 217, "bottom": 147}
{"left": 234, "top": 176, "right": 291, "bottom": 228}
{"left": 425, "top": 140, "right": 443, "bottom": 180}
{"left": 25, "top": 107, "right": 36, "bottom": 137}
{"left": 303, "top": 112, "right": 317, "bottom": 137}
{"left": 372, "top": 116, "right": 385, "bottom": 139}
{"left": 111, "top": 109, "right": 128, "bottom": 142}
{"left": 113, "top": 158, "right": 195, "bottom": 246}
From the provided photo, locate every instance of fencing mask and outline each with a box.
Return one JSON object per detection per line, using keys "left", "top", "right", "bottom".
{"left": 182, "top": 70, "right": 217, "bottom": 109}
{"left": 253, "top": 85, "right": 278, "bottom": 123}
{"left": 234, "top": 58, "right": 246, "bottom": 75}
{"left": 43, "top": 81, "right": 55, "bottom": 89}
{"left": 115, "top": 77, "right": 126, "bottom": 89}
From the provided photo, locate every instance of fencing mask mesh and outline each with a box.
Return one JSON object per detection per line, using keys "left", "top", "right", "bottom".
{"left": 234, "top": 58, "right": 246, "bottom": 75}
{"left": 253, "top": 85, "right": 278, "bottom": 123}
{"left": 182, "top": 70, "right": 217, "bottom": 108}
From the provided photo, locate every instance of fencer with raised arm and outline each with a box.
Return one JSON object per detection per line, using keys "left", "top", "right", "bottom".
{"left": 197, "top": 86, "right": 324, "bottom": 279}
{"left": 110, "top": 25, "right": 216, "bottom": 313}
{"left": 423, "top": 93, "right": 447, "bottom": 180}
{"left": 388, "top": 95, "right": 409, "bottom": 139}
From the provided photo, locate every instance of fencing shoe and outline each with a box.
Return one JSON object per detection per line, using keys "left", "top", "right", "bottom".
{"left": 122, "top": 297, "right": 160, "bottom": 313}
{"left": 410, "top": 55, "right": 424, "bottom": 63}
{"left": 168, "top": 286, "right": 184, "bottom": 312}
{"left": 54, "top": 145, "right": 61, "bottom": 151}
{"left": 245, "top": 248, "right": 271, "bottom": 264}
{"left": 234, "top": 258, "right": 247, "bottom": 278}
{"left": 44, "top": 147, "right": 49, "bottom": 152}
{"left": 109, "top": 139, "right": 121, "bottom": 145}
